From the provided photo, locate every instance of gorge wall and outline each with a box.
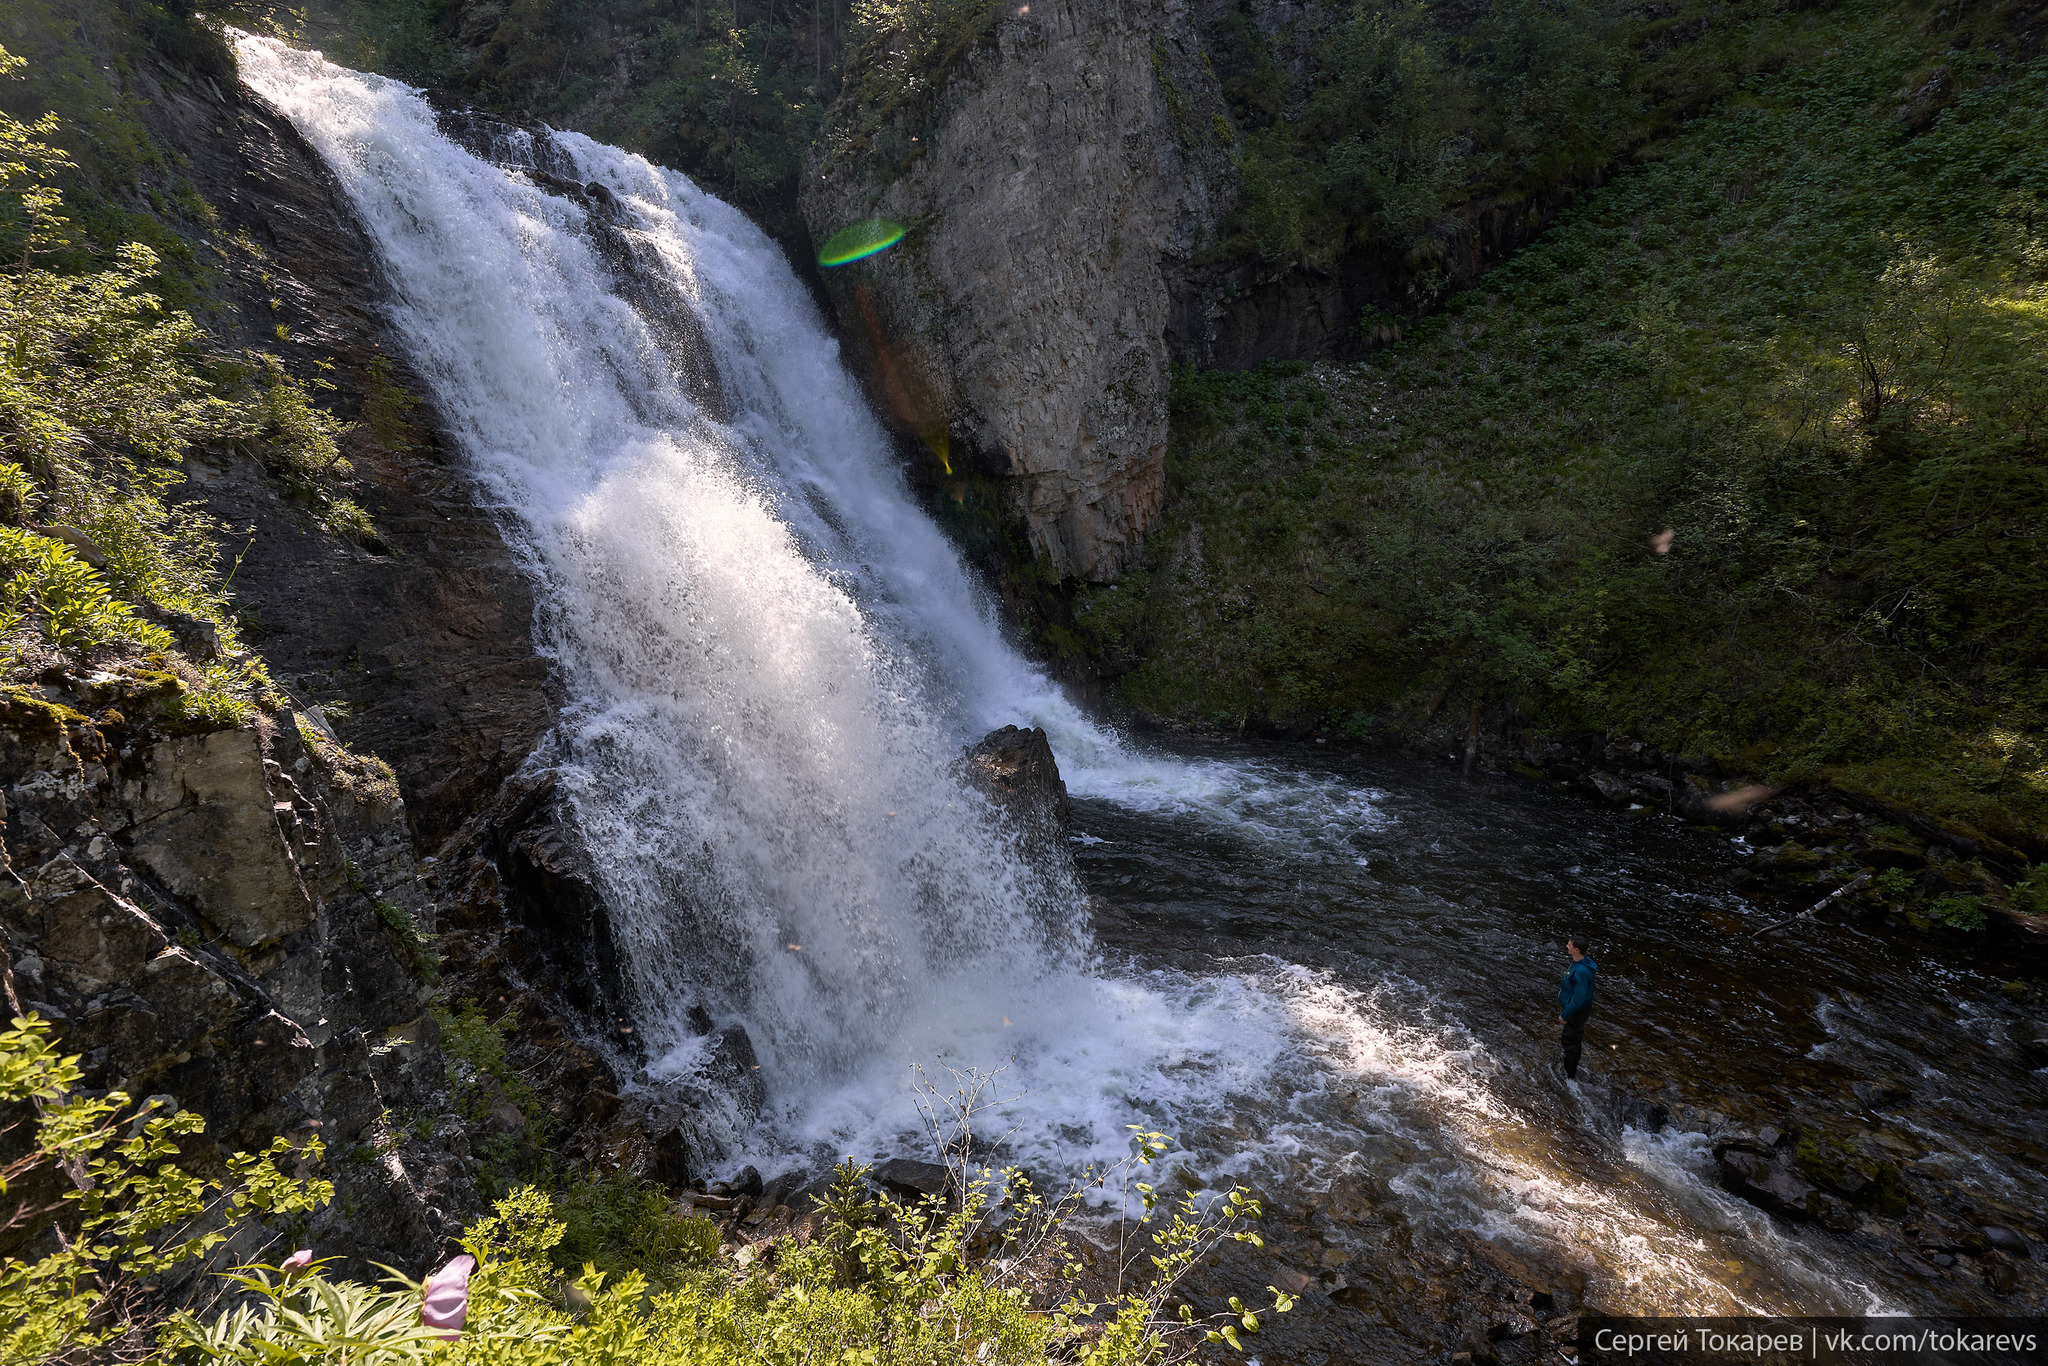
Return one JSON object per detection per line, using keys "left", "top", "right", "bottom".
{"left": 802, "top": 0, "right": 1233, "bottom": 583}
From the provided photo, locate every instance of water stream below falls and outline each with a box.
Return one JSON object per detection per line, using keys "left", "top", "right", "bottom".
{"left": 234, "top": 36, "right": 2044, "bottom": 1359}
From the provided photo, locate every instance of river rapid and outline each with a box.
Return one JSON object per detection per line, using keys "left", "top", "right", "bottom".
{"left": 231, "top": 35, "right": 2045, "bottom": 1362}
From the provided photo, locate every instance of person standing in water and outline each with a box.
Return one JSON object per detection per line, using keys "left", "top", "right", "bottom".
{"left": 1557, "top": 933, "right": 1597, "bottom": 1079}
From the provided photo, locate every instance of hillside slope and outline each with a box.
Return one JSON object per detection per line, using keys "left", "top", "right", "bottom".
{"left": 1064, "top": 0, "right": 2048, "bottom": 859}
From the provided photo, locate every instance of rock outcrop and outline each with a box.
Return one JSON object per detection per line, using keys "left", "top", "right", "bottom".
{"left": 803, "top": 0, "right": 1235, "bottom": 583}
{"left": 0, "top": 701, "right": 470, "bottom": 1273}
{"left": 960, "top": 724, "right": 1073, "bottom": 853}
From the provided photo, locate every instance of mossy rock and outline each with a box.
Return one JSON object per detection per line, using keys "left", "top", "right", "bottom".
{"left": 0, "top": 687, "right": 88, "bottom": 742}
{"left": 1792, "top": 1129, "right": 1908, "bottom": 1214}
{"left": 83, "top": 669, "right": 187, "bottom": 708}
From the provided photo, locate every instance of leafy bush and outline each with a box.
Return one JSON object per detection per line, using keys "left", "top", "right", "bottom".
{"left": 0, "top": 46, "right": 360, "bottom": 690}
{"left": 1929, "top": 894, "right": 1987, "bottom": 932}
{"left": 155, "top": 1129, "right": 1284, "bottom": 1364}
{"left": 0, "top": 525, "right": 172, "bottom": 654}
{"left": 1, "top": 1011, "right": 1283, "bottom": 1366}
{"left": 0, "top": 1014, "right": 331, "bottom": 1363}
{"left": 432, "top": 1000, "right": 537, "bottom": 1124}
{"left": 2014, "top": 865, "right": 2048, "bottom": 918}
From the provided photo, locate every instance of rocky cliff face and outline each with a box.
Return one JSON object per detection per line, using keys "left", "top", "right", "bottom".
{"left": 799, "top": 0, "right": 1636, "bottom": 585}
{"left": 0, "top": 698, "right": 469, "bottom": 1272}
{"left": 176, "top": 53, "right": 679, "bottom": 1193}
{"left": 802, "top": 0, "right": 1236, "bottom": 583}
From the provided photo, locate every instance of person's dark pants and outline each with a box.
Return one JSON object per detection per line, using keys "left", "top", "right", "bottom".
{"left": 1559, "top": 1008, "right": 1591, "bottom": 1078}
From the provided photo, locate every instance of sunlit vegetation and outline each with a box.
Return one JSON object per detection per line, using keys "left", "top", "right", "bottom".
{"left": 1, "top": 1015, "right": 1283, "bottom": 1364}
{"left": 0, "top": 38, "right": 368, "bottom": 722}
{"left": 1071, "top": 0, "right": 2048, "bottom": 849}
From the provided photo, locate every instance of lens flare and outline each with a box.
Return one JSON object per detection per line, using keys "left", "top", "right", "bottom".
{"left": 818, "top": 219, "right": 906, "bottom": 267}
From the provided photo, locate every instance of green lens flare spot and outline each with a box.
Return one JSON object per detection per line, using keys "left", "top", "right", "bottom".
{"left": 818, "top": 219, "right": 906, "bottom": 267}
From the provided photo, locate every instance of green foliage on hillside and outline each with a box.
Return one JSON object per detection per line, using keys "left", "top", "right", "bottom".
{"left": 1070, "top": 0, "right": 2048, "bottom": 849}
{"left": 1207, "top": 0, "right": 1803, "bottom": 269}
{"left": 0, "top": 40, "right": 370, "bottom": 723}
{"left": 329, "top": 0, "right": 840, "bottom": 223}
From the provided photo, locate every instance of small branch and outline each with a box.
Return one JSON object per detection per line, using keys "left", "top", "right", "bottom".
{"left": 1751, "top": 871, "right": 1872, "bottom": 937}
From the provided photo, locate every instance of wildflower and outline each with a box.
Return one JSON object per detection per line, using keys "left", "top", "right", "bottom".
{"left": 421, "top": 1254, "right": 476, "bottom": 1340}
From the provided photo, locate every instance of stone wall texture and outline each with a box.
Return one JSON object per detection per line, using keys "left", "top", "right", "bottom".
{"left": 803, "top": 0, "right": 1236, "bottom": 583}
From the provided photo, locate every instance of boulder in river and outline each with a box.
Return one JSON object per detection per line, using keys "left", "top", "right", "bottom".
{"left": 959, "top": 726, "right": 1074, "bottom": 870}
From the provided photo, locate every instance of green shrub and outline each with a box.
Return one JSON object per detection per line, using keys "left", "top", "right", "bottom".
{"left": 0, "top": 526, "right": 173, "bottom": 654}
{"left": 156, "top": 1131, "right": 1287, "bottom": 1365}
{"left": 2013, "top": 866, "right": 2048, "bottom": 918}
{"left": 1, "top": 48, "right": 355, "bottom": 696}
{"left": 0, "top": 1014, "right": 331, "bottom": 1363}
{"left": 1929, "top": 894, "right": 1987, "bottom": 932}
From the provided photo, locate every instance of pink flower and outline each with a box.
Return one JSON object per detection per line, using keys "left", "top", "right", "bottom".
{"left": 279, "top": 1249, "right": 314, "bottom": 1276}
{"left": 420, "top": 1255, "right": 476, "bottom": 1341}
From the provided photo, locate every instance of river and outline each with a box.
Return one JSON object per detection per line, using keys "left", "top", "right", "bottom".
{"left": 1072, "top": 741, "right": 2046, "bottom": 1356}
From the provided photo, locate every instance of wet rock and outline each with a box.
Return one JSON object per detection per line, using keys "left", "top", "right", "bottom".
{"left": 1270, "top": 1265, "right": 1314, "bottom": 1297}
{"left": 707, "top": 1025, "right": 767, "bottom": 1117}
{"left": 1983, "top": 1225, "right": 2034, "bottom": 1258}
{"left": 1609, "top": 1090, "right": 1670, "bottom": 1133}
{"left": 758, "top": 1170, "right": 808, "bottom": 1210}
{"left": 1896, "top": 1250, "right": 1944, "bottom": 1278}
{"left": 873, "top": 1157, "right": 951, "bottom": 1199}
{"left": 1587, "top": 771, "right": 1630, "bottom": 804}
{"left": 959, "top": 725, "right": 1080, "bottom": 878}
{"left": 1850, "top": 1079, "right": 1912, "bottom": 1109}
{"left": 1816, "top": 1194, "right": 1859, "bottom": 1233}
{"left": 647, "top": 1127, "right": 695, "bottom": 1188}
{"left": 961, "top": 726, "right": 1071, "bottom": 838}
{"left": 1985, "top": 1257, "right": 2021, "bottom": 1294}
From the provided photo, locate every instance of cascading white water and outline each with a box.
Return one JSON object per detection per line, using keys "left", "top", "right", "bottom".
{"left": 235, "top": 35, "right": 1899, "bottom": 1318}
{"left": 232, "top": 37, "right": 1094, "bottom": 1091}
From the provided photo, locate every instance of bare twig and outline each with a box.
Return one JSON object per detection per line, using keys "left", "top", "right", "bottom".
{"left": 1752, "top": 871, "right": 1872, "bottom": 936}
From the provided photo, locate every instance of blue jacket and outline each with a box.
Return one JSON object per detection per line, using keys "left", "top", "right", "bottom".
{"left": 1559, "top": 957, "right": 1597, "bottom": 1018}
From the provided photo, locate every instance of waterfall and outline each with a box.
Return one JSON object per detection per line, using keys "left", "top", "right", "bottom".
{"left": 230, "top": 35, "right": 1306, "bottom": 1171}
{"left": 234, "top": 39, "right": 1058, "bottom": 1067}
{"left": 236, "top": 36, "right": 1898, "bottom": 1316}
